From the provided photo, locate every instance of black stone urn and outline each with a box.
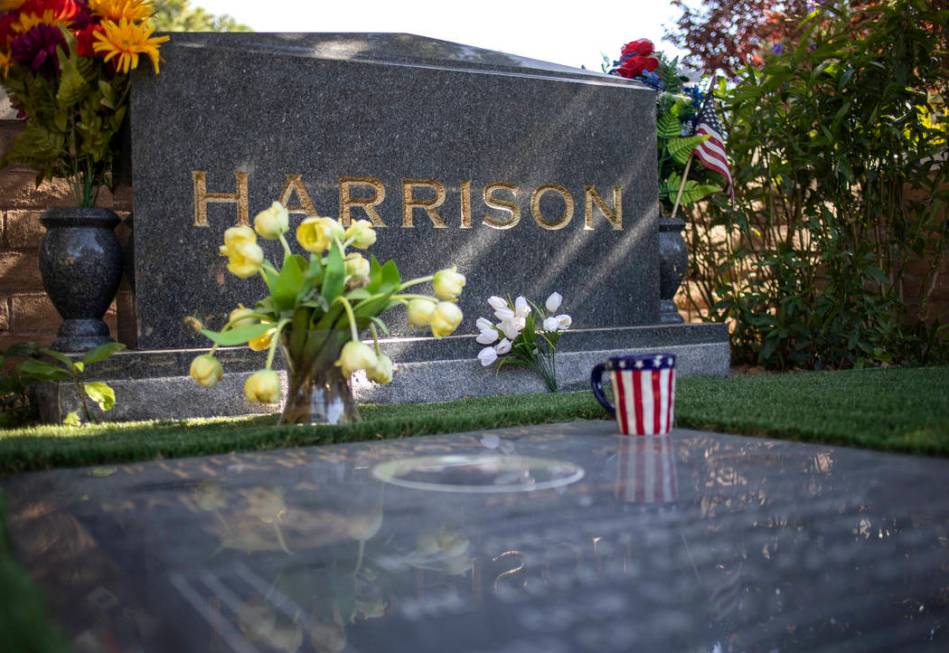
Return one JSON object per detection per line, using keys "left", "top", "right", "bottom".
{"left": 39, "top": 208, "right": 123, "bottom": 352}
{"left": 658, "top": 217, "right": 688, "bottom": 324}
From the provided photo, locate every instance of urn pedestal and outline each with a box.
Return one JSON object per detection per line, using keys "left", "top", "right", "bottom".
{"left": 39, "top": 208, "right": 123, "bottom": 352}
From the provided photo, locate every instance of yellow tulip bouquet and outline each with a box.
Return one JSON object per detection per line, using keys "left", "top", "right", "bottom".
{"left": 189, "top": 202, "right": 466, "bottom": 424}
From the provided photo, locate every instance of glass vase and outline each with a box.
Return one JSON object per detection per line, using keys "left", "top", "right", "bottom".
{"left": 278, "top": 331, "right": 360, "bottom": 425}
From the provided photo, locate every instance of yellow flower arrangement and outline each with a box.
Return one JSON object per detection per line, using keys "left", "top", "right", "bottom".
{"left": 190, "top": 202, "right": 467, "bottom": 424}
{"left": 0, "top": 0, "right": 169, "bottom": 207}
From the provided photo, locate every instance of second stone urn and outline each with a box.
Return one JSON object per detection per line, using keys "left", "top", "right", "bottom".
{"left": 39, "top": 208, "right": 123, "bottom": 352}
{"left": 658, "top": 217, "right": 688, "bottom": 324}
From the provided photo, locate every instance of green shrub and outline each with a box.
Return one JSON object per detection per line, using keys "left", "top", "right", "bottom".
{"left": 686, "top": 0, "right": 948, "bottom": 369}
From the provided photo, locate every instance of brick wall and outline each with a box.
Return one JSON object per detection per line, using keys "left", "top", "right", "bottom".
{"left": 0, "top": 116, "right": 135, "bottom": 351}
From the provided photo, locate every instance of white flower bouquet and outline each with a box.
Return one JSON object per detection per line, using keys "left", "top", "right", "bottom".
{"left": 475, "top": 293, "right": 571, "bottom": 392}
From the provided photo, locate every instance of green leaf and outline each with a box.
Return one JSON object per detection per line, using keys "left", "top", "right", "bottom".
{"left": 657, "top": 112, "right": 682, "bottom": 139}
{"left": 347, "top": 288, "right": 372, "bottom": 301}
{"left": 98, "top": 80, "right": 116, "bottom": 109}
{"left": 201, "top": 323, "right": 272, "bottom": 346}
{"left": 379, "top": 260, "right": 401, "bottom": 294}
{"left": 299, "top": 296, "right": 329, "bottom": 311}
{"left": 56, "top": 46, "right": 88, "bottom": 108}
{"left": 4, "top": 342, "right": 41, "bottom": 359}
{"left": 17, "top": 359, "right": 71, "bottom": 382}
{"left": 84, "top": 381, "right": 116, "bottom": 412}
{"left": 665, "top": 172, "right": 722, "bottom": 205}
{"left": 271, "top": 254, "right": 306, "bottom": 312}
{"left": 82, "top": 341, "right": 125, "bottom": 366}
{"left": 370, "top": 316, "right": 390, "bottom": 336}
{"left": 304, "top": 253, "right": 323, "bottom": 286}
{"left": 321, "top": 242, "right": 346, "bottom": 305}
{"left": 40, "top": 348, "right": 76, "bottom": 371}
{"left": 366, "top": 256, "right": 384, "bottom": 293}
{"left": 353, "top": 296, "right": 390, "bottom": 320}
{"left": 63, "top": 411, "right": 81, "bottom": 427}
{"left": 667, "top": 134, "right": 708, "bottom": 165}
{"left": 261, "top": 265, "right": 279, "bottom": 295}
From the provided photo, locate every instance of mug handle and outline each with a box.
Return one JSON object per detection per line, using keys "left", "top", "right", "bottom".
{"left": 590, "top": 363, "right": 615, "bottom": 417}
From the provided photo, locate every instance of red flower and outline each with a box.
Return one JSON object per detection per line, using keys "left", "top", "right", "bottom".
{"left": 617, "top": 54, "right": 659, "bottom": 79}
{"left": 74, "top": 22, "right": 98, "bottom": 57}
{"left": 0, "top": 13, "right": 17, "bottom": 49}
{"left": 20, "top": 0, "right": 80, "bottom": 22}
{"left": 621, "top": 39, "right": 654, "bottom": 57}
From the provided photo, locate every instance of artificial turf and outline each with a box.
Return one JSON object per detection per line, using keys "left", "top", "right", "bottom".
{"left": 0, "top": 366, "right": 946, "bottom": 474}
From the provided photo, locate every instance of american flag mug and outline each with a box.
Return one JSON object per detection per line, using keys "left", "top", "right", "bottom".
{"left": 591, "top": 353, "right": 676, "bottom": 436}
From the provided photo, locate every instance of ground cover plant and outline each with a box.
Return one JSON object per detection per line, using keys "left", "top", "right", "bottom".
{"left": 0, "top": 366, "right": 945, "bottom": 474}
{"left": 684, "top": 0, "right": 948, "bottom": 370}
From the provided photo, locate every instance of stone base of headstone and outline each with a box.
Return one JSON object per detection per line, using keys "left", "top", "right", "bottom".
{"left": 33, "top": 323, "right": 728, "bottom": 423}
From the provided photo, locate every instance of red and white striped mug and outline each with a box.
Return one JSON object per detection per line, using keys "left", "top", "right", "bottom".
{"left": 591, "top": 354, "right": 676, "bottom": 436}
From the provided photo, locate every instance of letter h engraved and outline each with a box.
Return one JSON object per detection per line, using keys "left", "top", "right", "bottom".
{"left": 193, "top": 170, "right": 250, "bottom": 227}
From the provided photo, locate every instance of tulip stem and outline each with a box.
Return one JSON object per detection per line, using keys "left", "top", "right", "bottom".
{"left": 370, "top": 324, "right": 381, "bottom": 355}
{"left": 265, "top": 318, "right": 291, "bottom": 369}
{"left": 392, "top": 293, "right": 438, "bottom": 303}
{"left": 221, "top": 313, "right": 271, "bottom": 331}
{"left": 399, "top": 275, "right": 434, "bottom": 291}
{"left": 334, "top": 296, "right": 361, "bottom": 342}
{"left": 278, "top": 234, "right": 293, "bottom": 260}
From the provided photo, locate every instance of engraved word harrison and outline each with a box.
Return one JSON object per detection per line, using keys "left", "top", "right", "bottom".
{"left": 193, "top": 171, "right": 625, "bottom": 232}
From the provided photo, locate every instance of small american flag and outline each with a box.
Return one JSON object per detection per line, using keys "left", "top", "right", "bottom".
{"left": 609, "top": 354, "right": 676, "bottom": 436}
{"left": 693, "top": 90, "right": 733, "bottom": 197}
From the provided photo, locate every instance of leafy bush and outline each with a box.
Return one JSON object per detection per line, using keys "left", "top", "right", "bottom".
{"left": 1, "top": 342, "right": 125, "bottom": 426}
{"left": 685, "top": 0, "right": 948, "bottom": 369}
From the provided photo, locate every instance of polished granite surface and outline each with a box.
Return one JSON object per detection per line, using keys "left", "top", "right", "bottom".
{"left": 2, "top": 422, "right": 947, "bottom": 652}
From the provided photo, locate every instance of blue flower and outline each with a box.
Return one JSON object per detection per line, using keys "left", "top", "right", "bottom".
{"left": 772, "top": 43, "right": 784, "bottom": 55}
{"left": 637, "top": 69, "right": 664, "bottom": 90}
{"left": 686, "top": 85, "right": 704, "bottom": 106}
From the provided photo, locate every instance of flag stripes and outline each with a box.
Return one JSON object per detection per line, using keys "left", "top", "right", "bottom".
{"left": 609, "top": 367, "right": 676, "bottom": 435}
{"left": 693, "top": 91, "right": 733, "bottom": 196}
{"left": 614, "top": 436, "right": 679, "bottom": 504}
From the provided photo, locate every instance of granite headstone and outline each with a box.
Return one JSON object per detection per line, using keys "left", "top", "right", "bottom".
{"left": 31, "top": 33, "right": 731, "bottom": 421}
{"left": 129, "top": 33, "right": 659, "bottom": 349}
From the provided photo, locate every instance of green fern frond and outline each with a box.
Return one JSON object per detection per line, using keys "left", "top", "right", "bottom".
{"left": 667, "top": 134, "right": 708, "bottom": 165}
{"left": 657, "top": 112, "right": 681, "bottom": 139}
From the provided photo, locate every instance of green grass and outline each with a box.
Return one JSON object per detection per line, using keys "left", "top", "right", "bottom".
{"left": 0, "top": 366, "right": 946, "bottom": 474}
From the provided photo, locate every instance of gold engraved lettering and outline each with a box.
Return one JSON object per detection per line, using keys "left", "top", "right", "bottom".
{"left": 482, "top": 182, "right": 521, "bottom": 230}
{"left": 584, "top": 185, "right": 623, "bottom": 231}
{"left": 460, "top": 180, "right": 472, "bottom": 229}
{"left": 531, "top": 184, "right": 574, "bottom": 231}
{"left": 401, "top": 179, "right": 447, "bottom": 229}
{"left": 192, "top": 170, "right": 250, "bottom": 227}
{"left": 279, "top": 174, "right": 317, "bottom": 216}
{"left": 339, "top": 176, "right": 387, "bottom": 227}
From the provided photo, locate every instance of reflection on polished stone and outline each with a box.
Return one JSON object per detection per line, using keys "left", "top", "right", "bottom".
{"left": 372, "top": 454, "right": 585, "bottom": 493}
{"left": 2, "top": 421, "right": 947, "bottom": 652}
